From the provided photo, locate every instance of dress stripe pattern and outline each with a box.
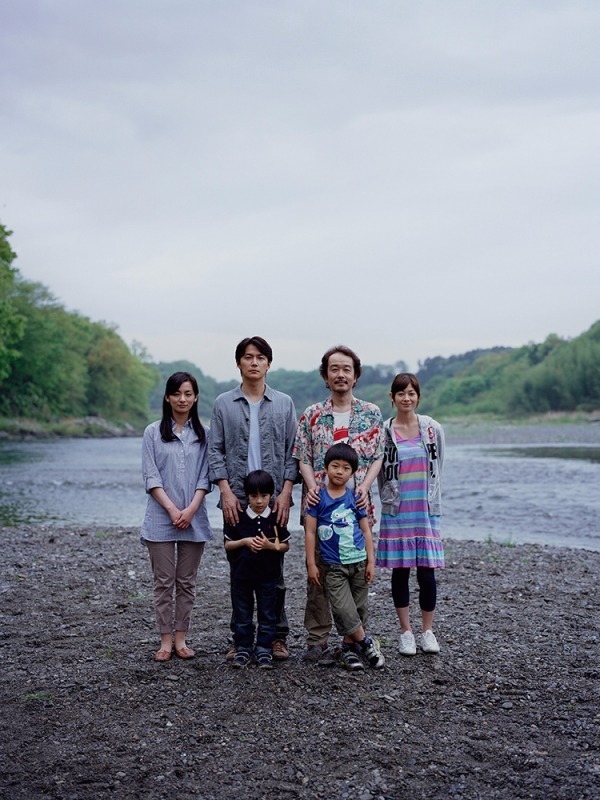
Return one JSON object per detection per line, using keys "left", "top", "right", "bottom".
{"left": 376, "top": 434, "right": 444, "bottom": 569}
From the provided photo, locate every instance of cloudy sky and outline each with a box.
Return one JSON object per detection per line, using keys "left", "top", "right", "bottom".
{"left": 2, "top": 1, "right": 599, "bottom": 380}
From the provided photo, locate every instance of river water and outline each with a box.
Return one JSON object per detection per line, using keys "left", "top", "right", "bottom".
{"left": 0, "top": 421, "right": 598, "bottom": 550}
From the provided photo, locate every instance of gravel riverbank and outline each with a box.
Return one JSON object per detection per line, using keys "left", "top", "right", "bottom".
{"left": 1, "top": 526, "right": 598, "bottom": 800}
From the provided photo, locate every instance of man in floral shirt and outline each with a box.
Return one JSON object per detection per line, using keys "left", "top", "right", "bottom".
{"left": 293, "top": 345, "right": 384, "bottom": 662}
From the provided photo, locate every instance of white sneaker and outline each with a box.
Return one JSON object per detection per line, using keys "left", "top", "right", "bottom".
{"left": 420, "top": 630, "right": 440, "bottom": 653}
{"left": 398, "top": 630, "right": 417, "bottom": 656}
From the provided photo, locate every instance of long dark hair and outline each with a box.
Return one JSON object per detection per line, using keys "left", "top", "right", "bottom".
{"left": 160, "top": 372, "right": 206, "bottom": 444}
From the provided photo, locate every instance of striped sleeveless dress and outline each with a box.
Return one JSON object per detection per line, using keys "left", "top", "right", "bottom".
{"left": 375, "top": 432, "right": 444, "bottom": 569}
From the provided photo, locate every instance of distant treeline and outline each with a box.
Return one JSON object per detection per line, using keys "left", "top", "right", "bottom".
{"left": 419, "top": 325, "right": 600, "bottom": 417}
{"left": 154, "top": 321, "right": 600, "bottom": 420}
{"left": 2, "top": 222, "right": 598, "bottom": 427}
{"left": 0, "top": 223, "right": 155, "bottom": 423}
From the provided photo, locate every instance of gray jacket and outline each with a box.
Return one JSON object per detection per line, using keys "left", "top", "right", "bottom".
{"left": 208, "top": 384, "right": 299, "bottom": 504}
{"left": 378, "top": 414, "right": 445, "bottom": 516}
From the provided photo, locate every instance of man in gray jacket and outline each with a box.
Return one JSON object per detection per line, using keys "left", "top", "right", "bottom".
{"left": 209, "top": 335, "right": 298, "bottom": 659}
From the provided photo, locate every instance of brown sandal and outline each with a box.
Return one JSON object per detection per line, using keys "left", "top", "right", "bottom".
{"left": 154, "top": 648, "right": 172, "bottom": 662}
{"left": 175, "top": 645, "right": 195, "bottom": 660}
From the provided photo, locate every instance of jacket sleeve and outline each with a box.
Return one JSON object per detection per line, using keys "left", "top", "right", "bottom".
{"left": 208, "top": 400, "right": 228, "bottom": 483}
{"left": 437, "top": 422, "right": 445, "bottom": 471}
{"left": 283, "top": 398, "right": 300, "bottom": 483}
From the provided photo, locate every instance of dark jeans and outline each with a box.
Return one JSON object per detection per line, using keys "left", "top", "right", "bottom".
{"left": 231, "top": 577, "right": 277, "bottom": 654}
{"left": 229, "top": 560, "right": 289, "bottom": 641}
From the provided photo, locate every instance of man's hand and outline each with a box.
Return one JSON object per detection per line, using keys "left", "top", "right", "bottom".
{"left": 221, "top": 490, "right": 243, "bottom": 526}
{"left": 304, "top": 485, "right": 320, "bottom": 507}
{"left": 355, "top": 483, "right": 369, "bottom": 510}
{"left": 273, "top": 488, "right": 292, "bottom": 526}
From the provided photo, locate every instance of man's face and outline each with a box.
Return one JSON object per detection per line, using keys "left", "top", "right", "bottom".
{"left": 238, "top": 344, "right": 270, "bottom": 382}
{"left": 326, "top": 352, "right": 356, "bottom": 393}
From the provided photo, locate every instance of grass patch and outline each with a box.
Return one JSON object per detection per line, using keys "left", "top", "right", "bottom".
{"left": 22, "top": 690, "right": 54, "bottom": 704}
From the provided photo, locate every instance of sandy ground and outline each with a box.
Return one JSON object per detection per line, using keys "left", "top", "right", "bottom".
{"left": 1, "top": 525, "right": 598, "bottom": 800}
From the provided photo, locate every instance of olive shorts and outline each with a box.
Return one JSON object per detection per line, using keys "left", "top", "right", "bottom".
{"left": 322, "top": 560, "right": 368, "bottom": 637}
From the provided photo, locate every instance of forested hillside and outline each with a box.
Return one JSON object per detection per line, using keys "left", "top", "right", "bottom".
{"left": 419, "top": 325, "right": 600, "bottom": 417}
{"left": 2, "top": 221, "right": 598, "bottom": 430}
{"left": 0, "top": 223, "right": 156, "bottom": 425}
{"left": 156, "top": 326, "right": 599, "bottom": 422}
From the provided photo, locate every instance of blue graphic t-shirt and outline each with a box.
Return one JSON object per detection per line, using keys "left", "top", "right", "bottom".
{"left": 307, "top": 487, "right": 367, "bottom": 565}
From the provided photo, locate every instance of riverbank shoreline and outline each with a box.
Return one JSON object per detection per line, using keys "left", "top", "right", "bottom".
{"left": 1, "top": 525, "right": 598, "bottom": 799}
{"left": 0, "top": 415, "right": 141, "bottom": 440}
{"left": 1, "top": 412, "right": 599, "bottom": 442}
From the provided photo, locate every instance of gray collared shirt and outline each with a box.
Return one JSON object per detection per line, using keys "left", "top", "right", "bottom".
{"left": 141, "top": 419, "right": 213, "bottom": 542}
{"left": 208, "top": 383, "right": 299, "bottom": 504}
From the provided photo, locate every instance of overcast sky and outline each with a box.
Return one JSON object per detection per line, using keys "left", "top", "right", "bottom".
{"left": 2, "top": 1, "right": 599, "bottom": 380}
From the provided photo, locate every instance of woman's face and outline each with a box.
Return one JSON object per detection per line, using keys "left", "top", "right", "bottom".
{"left": 390, "top": 383, "right": 419, "bottom": 412}
{"left": 166, "top": 381, "right": 198, "bottom": 416}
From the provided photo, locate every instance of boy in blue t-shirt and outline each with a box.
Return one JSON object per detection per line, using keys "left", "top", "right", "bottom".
{"left": 224, "top": 470, "right": 290, "bottom": 669}
{"left": 305, "top": 443, "right": 384, "bottom": 670}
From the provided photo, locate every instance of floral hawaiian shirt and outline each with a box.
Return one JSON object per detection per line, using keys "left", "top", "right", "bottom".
{"left": 293, "top": 396, "right": 384, "bottom": 525}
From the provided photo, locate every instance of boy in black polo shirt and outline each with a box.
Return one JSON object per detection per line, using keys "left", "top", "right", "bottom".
{"left": 224, "top": 470, "right": 290, "bottom": 669}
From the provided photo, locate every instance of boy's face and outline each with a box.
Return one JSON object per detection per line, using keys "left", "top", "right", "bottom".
{"left": 326, "top": 459, "right": 354, "bottom": 488}
{"left": 248, "top": 492, "right": 272, "bottom": 515}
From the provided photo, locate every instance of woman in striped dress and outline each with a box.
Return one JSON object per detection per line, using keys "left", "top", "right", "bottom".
{"left": 375, "top": 373, "right": 445, "bottom": 656}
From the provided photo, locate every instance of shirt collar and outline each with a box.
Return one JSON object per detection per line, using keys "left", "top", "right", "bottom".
{"left": 171, "top": 418, "right": 192, "bottom": 432}
{"left": 246, "top": 506, "right": 271, "bottom": 520}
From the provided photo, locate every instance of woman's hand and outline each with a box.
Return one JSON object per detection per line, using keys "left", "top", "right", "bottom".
{"left": 167, "top": 506, "right": 183, "bottom": 526}
{"left": 173, "top": 506, "right": 195, "bottom": 529}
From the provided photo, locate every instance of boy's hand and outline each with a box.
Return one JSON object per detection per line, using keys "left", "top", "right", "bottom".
{"left": 249, "top": 533, "right": 271, "bottom": 552}
{"left": 307, "top": 563, "right": 321, "bottom": 587}
{"left": 365, "top": 561, "right": 375, "bottom": 585}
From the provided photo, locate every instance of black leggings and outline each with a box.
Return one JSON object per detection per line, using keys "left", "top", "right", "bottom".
{"left": 391, "top": 567, "right": 437, "bottom": 613}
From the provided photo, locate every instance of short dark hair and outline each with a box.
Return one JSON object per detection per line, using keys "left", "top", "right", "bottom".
{"left": 235, "top": 336, "right": 273, "bottom": 365}
{"left": 390, "top": 373, "right": 421, "bottom": 400}
{"left": 324, "top": 442, "right": 358, "bottom": 473}
{"left": 243, "top": 469, "right": 275, "bottom": 496}
{"left": 319, "top": 345, "right": 362, "bottom": 381}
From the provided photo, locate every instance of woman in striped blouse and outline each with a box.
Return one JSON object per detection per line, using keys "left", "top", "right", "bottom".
{"left": 141, "top": 372, "right": 213, "bottom": 662}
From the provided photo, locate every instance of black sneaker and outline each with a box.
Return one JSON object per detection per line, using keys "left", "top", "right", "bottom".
{"left": 302, "top": 643, "right": 330, "bottom": 663}
{"left": 362, "top": 638, "right": 385, "bottom": 669}
{"left": 231, "top": 651, "right": 251, "bottom": 669}
{"left": 339, "top": 648, "right": 364, "bottom": 671}
{"left": 256, "top": 652, "right": 274, "bottom": 670}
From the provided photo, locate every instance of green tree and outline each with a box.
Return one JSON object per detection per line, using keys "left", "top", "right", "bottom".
{"left": 0, "top": 223, "right": 25, "bottom": 381}
{"left": 86, "top": 322, "right": 155, "bottom": 422}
